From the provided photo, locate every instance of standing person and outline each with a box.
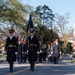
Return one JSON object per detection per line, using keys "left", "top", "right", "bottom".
{"left": 26, "top": 28, "right": 39, "bottom": 71}
{"left": 17, "top": 36, "right": 22, "bottom": 64}
{"left": 47, "top": 42, "right": 54, "bottom": 62}
{"left": 21, "top": 37, "right": 27, "bottom": 63}
{"left": 42, "top": 44, "right": 47, "bottom": 61}
{"left": 50, "top": 42, "right": 54, "bottom": 62}
{"left": 5, "top": 29, "right": 18, "bottom": 72}
{"left": 39, "top": 40, "right": 43, "bottom": 63}
{"left": 53, "top": 38, "right": 60, "bottom": 64}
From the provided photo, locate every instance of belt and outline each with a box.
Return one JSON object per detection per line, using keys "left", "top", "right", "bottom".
{"left": 29, "top": 49, "right": 34, "bottom": 50}
{"left": 8, "top": 49, "right": 13, "bottom": 51}
{"left": 29, "top": 44, "right": 37, "bottom": 46}
{"left": 8, "top": 45, "right": 16, "bottom": 47}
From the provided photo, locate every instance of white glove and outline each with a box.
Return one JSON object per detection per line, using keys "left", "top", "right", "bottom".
{"left": 37, "top": 51, "right": 39, "bottom": 54}
{"left": 3, "top": 51, "right": 7, "bottom": 54}
{"left": 40, "top": 50, "right": 42, "bottom": 53}
{"left": 15, "top": 52, "right": 18, "bottom": 55}
{"left": 26, "top": 50, "right": 28, "bottom": 54}
{"left": 25, "top": 52, "right": 26, "bottom": 54}
{"left": 22, "top": 52, "right": 24, "bottom": 54}
{"left": 59, "top": 51, "right": 62, "bottom": 54}
{"left": 51, "top": 51, "right": 53, "bottom": 54}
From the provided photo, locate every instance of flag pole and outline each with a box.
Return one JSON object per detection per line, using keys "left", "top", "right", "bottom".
{"left": 26, "top": 14, "right": 34, "bottom": 39}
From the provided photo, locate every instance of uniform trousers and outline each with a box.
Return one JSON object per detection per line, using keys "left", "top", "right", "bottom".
{"left": 9, "top": 61, "right": 13, "bottom": 72}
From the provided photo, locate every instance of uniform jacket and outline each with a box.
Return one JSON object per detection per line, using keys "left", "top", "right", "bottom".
{"left": 26, "top": 35, "right": 39, "bottom": 61}
{"left": 17, "top": 43, "right": 22, "bottom": 59}
{"left": 22, "top": 43, "right": 27, "bottom": 58}
{"left": 5, "top": 36, "right": 18, "bottom": 62}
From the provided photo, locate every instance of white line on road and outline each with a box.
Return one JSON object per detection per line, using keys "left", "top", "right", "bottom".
{"left": 5, "top": 63, "right": 40, "bottom": 75}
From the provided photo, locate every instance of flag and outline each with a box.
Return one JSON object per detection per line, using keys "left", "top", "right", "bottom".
{"left": 26, "top": 14, "right": 34, "bottom": 32}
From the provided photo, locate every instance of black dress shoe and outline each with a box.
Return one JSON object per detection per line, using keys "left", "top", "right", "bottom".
{"left": 10, "top": 68, "right": 13, "bottom": 72}
{"left": 31, "top": 68, "right": 34, "bottom": 72}
{"left": 10, "top": 70, "right": 12, "bottom": 73}
{"left": 32, "top": 69, "right": 34, "bottom": 72}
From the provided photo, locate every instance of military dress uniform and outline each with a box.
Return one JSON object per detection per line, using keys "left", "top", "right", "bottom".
{"left": 21, "top": 38, "right": 27, "bottom": 63}
{"left": 17, "top": 36, "right": 22, "bottom": 64}
{"left": 5, "top": 29, "right": 18, "bottom": 72}
{"left": 26, "top": 29, "right": 39, "bottom": 71}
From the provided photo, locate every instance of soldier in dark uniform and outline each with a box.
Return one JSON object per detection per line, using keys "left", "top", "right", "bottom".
{"left": 17, "top": 36, "right": 22, "bottom": 64}
{"left": 5, "top": 29, "right": 18, "bottom": 72}
{"left": 21, "top": 37, "right": 27, "bottom": 63}
{"left": 39, "top": 40, "right": 43, "bottom": 63}
{"left": 26, "top": 28, "right": 39, "bottom": 71}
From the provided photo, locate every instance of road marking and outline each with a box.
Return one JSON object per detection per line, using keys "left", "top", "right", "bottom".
{"left": 6, "top": 67, "right": 29, "bottom": 75}
{"left": 6, "top": 63, "right": 40, "bottom": 75}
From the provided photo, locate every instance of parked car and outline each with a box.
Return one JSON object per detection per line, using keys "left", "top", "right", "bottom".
{"left": 72, "top": 52, "right": 75, "bottom": 58}
{"left": 60, "top": 54, "right": 72, "bottom": 60}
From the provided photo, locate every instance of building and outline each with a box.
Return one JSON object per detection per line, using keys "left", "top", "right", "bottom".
{"left": 68, "top": 23, "right": 75, "bottom": 51}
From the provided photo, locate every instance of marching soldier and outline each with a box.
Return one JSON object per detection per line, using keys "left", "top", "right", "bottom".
{"left": 5, "top": 29, "right": 18, "bottom": 72}
{"left": 26, "top": 28, "right": 39, "bottom": 71}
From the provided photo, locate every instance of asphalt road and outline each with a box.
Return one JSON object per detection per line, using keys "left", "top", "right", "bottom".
{"left": 0, "top": 61, "right": 75, "bottom": 75}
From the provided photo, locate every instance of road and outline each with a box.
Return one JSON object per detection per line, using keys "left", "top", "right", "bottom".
{"left": 0, "top": 60, "right": 75, "bottom": 75}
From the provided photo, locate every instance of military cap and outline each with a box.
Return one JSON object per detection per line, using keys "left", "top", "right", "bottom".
{"left": 29, "top": 28, "right": 35, "bottom": 33}
{"left": 9, "top": 29, "right": 15, "bottom": 33}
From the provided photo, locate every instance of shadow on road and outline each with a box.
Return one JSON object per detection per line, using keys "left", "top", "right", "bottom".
{"left": 0, "top": 61, "right": 75, "bottom": 75}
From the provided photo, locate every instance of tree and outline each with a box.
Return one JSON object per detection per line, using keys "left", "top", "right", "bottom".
{"left": 0, "top": 0, "right": 33, "bottom": 43}
{"left": 34, "top": 25, "right": 59, "bottom": 45}
{"left": 67, "top": 27, "right": 73, "bottom": 37}
{"left": 0, "top": 0, "right": 32, "bottom": 28}
{"left": 34, "top": 5, "right": 55, "bottom": 28}
{"left": 66, "top": 42, "right": 73, "bottom": 54}
{"left": 0, "top": 0, "right": 34, "bottom": 37}
{"left": 54, "top": 13, "right": 70, "bottom": 37}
